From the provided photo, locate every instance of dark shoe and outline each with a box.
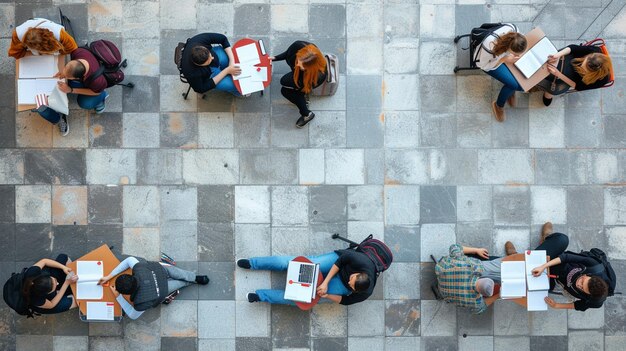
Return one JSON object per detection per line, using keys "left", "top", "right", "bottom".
{"left": 195, "top": 275, "right": 210, "bottom": 285}
{"left": 162, "top": 290, "right": 180, "bottom": 305}
{"left": 540, "top": 222, "right": 553, "bottom": 244}
{"left": 491, "top": 101, "right": 506, "bottom": 122}
{"left": 247, "top": 293, "right": 260, "bottom": 303}
{"left": 507, "top": 93, "right": 517, "bottom": 108}
{"left": 296, "top": 112, "right": 315, "bottom": 128}
{"left": 58, "top": 114, "right": 69, "bottom": 136}
{"left": 505, "top": 241, "right": 518, "bottom": 256}
{"left": 237, "top": 259, "right": 251, "bottom": 269}
{"left": 542, "top": 94, "right": 553, "bottom": 107}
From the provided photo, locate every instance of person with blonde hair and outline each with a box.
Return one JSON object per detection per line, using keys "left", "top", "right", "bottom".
{"left": 8, "top": 18, "right": 77, "bottom": 59}
{"left": 271, "top": 41, "right": 328, "bottom": 128}
{"left": 475, "top": 23, "right": 527, "bottom": 122}
{"left": 537, "top": 45, "right": 612, "bottom": 106}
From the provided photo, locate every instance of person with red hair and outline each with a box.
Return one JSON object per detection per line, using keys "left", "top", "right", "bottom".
{"left": 8, "top": 18, "right": 77, "bottom": 59}
{"left": 271, "top": 41, "right": 328, "bottom": 128}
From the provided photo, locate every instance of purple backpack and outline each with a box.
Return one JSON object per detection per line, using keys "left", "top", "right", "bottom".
{"left": 83, "top": 40, "right": 129, "bottom": 88}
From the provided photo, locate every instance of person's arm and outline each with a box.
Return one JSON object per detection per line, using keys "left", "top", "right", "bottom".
{"left": 58, "top": 29, "right": 78, "bottom": 55}
{"left": 316, "top": 264, "right": 340, "bottom": 296}
{"left": 224, "top": 46, "right": 235, "bottom": 67}
{"left": 99, "top": 257, "right": 139, "bottom": 284}
{"left": 545, "top": 297, "right": 574, "bottom": 310}
{"left": 484, "top": 293, "right": 499, "bottom": 306}
{"left": 548, "top": 47, "right": 572, "bottom": 61}
{"left": 531, "top": 257, "right": 562, "bottom": 276}
{"left": 339, "top": 291, "right": 370, "bottom": 305}
{"left": 111, "top": 286, "right": 144, "bottom": 320}
{"left": 37, "top": 274, "right": 78, "bottom": 309}
{"left": 34, "top": 258, "right": 71, "bottom": 274}
{"left": 321, "top": 294, "right": 342, "bottom": 304}
{"left": 210, "top": 67, "right": 239, "bottom": 86}
{"left": 57, "top": 81, "right": 102, "bottom": 96}
{"left": 461, "top": 246, "right": 489, "bottom": 260}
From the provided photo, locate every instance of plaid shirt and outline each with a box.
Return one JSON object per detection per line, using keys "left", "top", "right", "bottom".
{"left": 435, "top": 244, "right": 487, "bottom": 314}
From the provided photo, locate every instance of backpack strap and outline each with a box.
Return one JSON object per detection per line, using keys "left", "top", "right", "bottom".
{"left": 83, "top": 65, "right": 105, "bottom": 88}
{"left": 584, "top": 261, "right": 605, "bottom": 275}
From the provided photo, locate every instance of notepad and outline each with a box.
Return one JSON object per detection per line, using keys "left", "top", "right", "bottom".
{"left": 500, "top": 261, "right": 526, "bottom": 299}
{"left": 527, "top": 290, "right": 548, "bottom": 311}
{"left": 76, "top": 261, "right": 104, "bottom": 300}
{"left": 17, "top": 79, "right": 59, "bottom": 104}
{"left": 514, "top": 37, "right": 558, "bottom": 78}
{"left": 86, "top": 301, "right": 114, "bottom": 320}
{"left": 238, "top": 78, "right": 264, "bottom": 95}
{"left": 525, "top": 250, "right": 549, "bottom": 291}
{"left": 18, "top": 55, "right": 56, "bottom": 79}
{"left": 236, "top": 43, "right": 261, "bottom": 66}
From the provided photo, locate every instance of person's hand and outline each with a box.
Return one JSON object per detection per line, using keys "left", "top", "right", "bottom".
{"left": 98, "top": 275, "right": 110, "bottom": 286}
{"left": 320, "top": 293, "right": 328, "bottom": 298}
{"left": 474, "top": 248, "right": 489, "bottom": 259}
{"left": 268, "top": 56, "right": 275, "bottom": 61}
{"left": 62, "top": 266, "right": 72, "bottom": 275}
{"left": 547, "top": 55, "right": 558, "bottom": 65}
{"left": 547, "top": 64, "right": 558, "bottom": 75}
{"left": 228, "top": 65, "right": 242, "bottom": 76}
{"left": 53, "top": 71, "right": 64, "bottom": 79}
{"left": 544, "top": 296, "right": 557, "bottom": 308}
{"left": 67, "top": 274, "right": 79, "bottom": 283}
{"left": 316, "top": 282, "right": 328, "bottom": 297}
{"left": 504, "top": 55, "right": 520, "bottom": 64}
{"left": 57, "top": 81, "right": 72, "bottom": 93}
{"left": 531, "top": 265, "right": 545, "bottom": 277}
{"left": 109, "top": 285, "right": 120, "bottom": 298}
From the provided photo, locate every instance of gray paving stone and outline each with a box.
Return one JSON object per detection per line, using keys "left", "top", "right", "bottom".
{"left": 234, "top": 4, "right": 270, "bottom": 36}
{"left": 348, "top": 300, "right": 385, "bottom": 337}
{"left": 271, "top": 305, "right": 310, "bottom": 348}
{"left": 182, "top": 150, "right": 239, "bottom": 185}
{"left": 420, "top": 75, "right": 456, "bottom": 113}
{"left": 198, "top": 112, "right": 234, "bottom": 148}
{"left": 347, "top": 186, "right": 383, "bottom": 222}
{"left": 0, "top": 224, "right": 15, "bottom": 262}
{"left": 384, "top": 263, "right": 420, "bottom": 300}
{"left": 456, "top": 222, "right": 493, "bottom": 254}
{"left": 161, "top": 300, "right": 197, "bottom": 337}
{"left": 566, "top": 226, "right": 607, "bottom": 255}
{"left": 53, "top": 336, "right": 88, "bottom": 351}
{"left": 493, "top": 186, "right": 530, "bottom": 225}
{"left": 457, "top": 186, "right": 491, "bottom": 222}
{"left": 271, "top": 227, "right": 309, "bottom": 256}
{"left": 457, "top": 306, "right": 494, "bottom": 336}
{"left": 384, "top": 111, "right": 419, "bottom": 148}
{"left": 565, "top": 108, "right": 603, "bottom": 148}
{"left": 198, "top": 185, "right": 233, "bottom": 223}
{"left": 384, "top": 299, "right": 420, "bottom": 337}
{"left": 605, "top": 295, "right": 626, "bottom": 336}
{"left": 0, "top": 186, "right": 15, "bottom": 223}
{"left": 493, "top": 227, "right": 530, "bottom": 257}
{"left": 420, "top": 41, "right": 456, "bottom": 75}
{"left": 385, "top": 225, "right": 420, "bottom": 263}
{"left": 89, "top": 113, "right": 122, "bottom": 148}
{"left": 161, "top": 220, "right": 197, "bottom": 261}
{"left": 0, "top": 150, "right": 23, "bottom": 185}
{"left": 161, "top": 337, "right": 196, "bottom": 351}
{"left": 0, "top": 108, "right": 15, "bottom": 148}
{"left": 24, "top": 150, "right": 85, "bottom": 185}
{"left": 309, "top": 186, "right": 347, "bottom": 224}
{"left": 235, "top": 337, "right": 270, "bottom": 351}
{"left": 52, "top": 186, "right": 88, "bottom": 225}
{"left": 529, "top": 336, "right": 567, "bottom": 351}
{"left": 348, "top": 337, "right": 385, "bottom": 351}
{"left": 568, "top": 330, "right": 604, "bottom": 351}
{"left": 198, "top": 301, "right": 235, "bottom": 339}
{"left": 312, "top": 338, "right": 347, "bottom": 351}
{"left": 0, "top": 75, "right": 15, "bottom": 109}
{"left": 605, "top": 187, "right": 626, "bottom": 225}
{"left": 88, "top": 185, "right": 122, "bottom": 225}
{"left": 529, "top": 309, "right": 567, "bottom": 336}
{"left": 478, "top": 150, "right": 534, "bottom": 185}
{"left": 160, "top": 186, "right": 197, "bottom": 222}
{"left": 198, "top": 222, "right": 233, "bottom": 262}
{"left": 365, "top": 149, "right": 385, "bottom": 185}
{"left": 385, "top": 149, "right": 429, "bottom": 185}
{"left": 530, "top": 186, "right": 566, "bottom": 225}
{"left": 346, "top": 76, "right": 383, "bottom": 148}
{"left": 271, "top": 186, "right": 308, "bottom": 226}
{"left": 299, "top": 149, "right": 324, "bottom": 185}
{"left": 235, "top": 186, "right": 270, "bottom": 224}
{"left": 137, "top": 149, "right": 183, "bottom": 185}
{"left": 567, "top": 186, "right": 604, "bottom": 226}
{"left": 535, "top": 150, "right": 588, "bottom": 185}
{"left": 160, "top": 113, "right": 198, "bottom": 148}
{"left": 52, "top": 225, "right": 88, "bottom": 259}
{"left": 123, "top": 304, "right": 160, "bottom": 350}
{"left": 421, "top": 300, "right": 456, "bottom": 336}
{"left": 123, "top": 186, "right": 159, "bottom": 227}
{"left": 17, "top": 335, "right": 53, "bottom": 351}
{"left": 421, "top": 223, "right": 456, "bottom": 263}
{"left": 493, "top": 299, "right": 529, "bottom": 336}
{"left": 86, "top": 149, "right": 137, "bottom": 185}
{"left": 239, "top": 149, "right": 298, "bottom": 185}
{"left": 491, "top": 108, "right": 529, "bottom": 147}
{"left": 123, "top": 113, "right": 160, "bottom": 148}
{"left": 16, "top": 185, "right": 50, "bottom": 224}
{"left": 309, "top": 111, "right": 347, "bottom": 148}
{"left": 494, "top": 336, "right": 529, "bottom": 351}
{"left": 235, "top": 300, "right": 270, "bottom": 338}
{"left": 429, "top": 149, "right": 479, "bottom": 185}
{"left": 420, "top": 113, "right": 457, "bottom": 148}
{"left": 197, "top": 262, "right": 234, "bottom": 300}
{"left": 161, "top": 75, "right": 198, "bottom": 113}
{"left": 385, "top": 185, "right": 420, "bottom": 225}
{"left": 15, "top": 224, "right": 52, "bottom": 262}
{"left": 122, "top": 76, "right": 160, "bottom": 113}
{"left": 602, "top": 79, "right": 626, "bottom": 115}
{"left": 309, "top": 4, "right": 345, "bottom": 38}
{"left": 123, "top": 227, "right": 160, "bottom": 261}
{"left": 457, "top": 113, "right": 492, "bottom": 148}
{"left": 326, "top": 149, "right": 365, "bottom": 185}
{"left": 269, "top": 104, "right": 309, "bottom": 148}
{"left": 420, "top": 186, "right": 456, "bottom": 224}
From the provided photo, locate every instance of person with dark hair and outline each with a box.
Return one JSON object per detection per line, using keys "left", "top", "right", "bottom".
{"left": 270, "top": 41, "right": 328, "bottom": 128}
{"left": 475, "top": 23, "right": 527, "bottom": 122}
{"left": 20, "top": 254, "right": 79, "bottom": 314}
{"left": 180, "top": 32, "right": 241, "bottom": 96}
{"left": 237, "top": 248, "right": 377, "bottom": 306}
{"left": 97, "top": 257, "right": 210, "bottom": 319}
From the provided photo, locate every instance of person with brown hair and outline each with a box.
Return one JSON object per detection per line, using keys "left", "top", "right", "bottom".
{"left": 8, "top": 18, "right": 77, "bottom": 59}
{"left": 537, "top": 45, "right": 613, "bottom": 106}
{"left": 270, "top": 41, "right": 328, "bottom": 128}
{"left": 475, "top": 23, "right": 527, "bottom": 122}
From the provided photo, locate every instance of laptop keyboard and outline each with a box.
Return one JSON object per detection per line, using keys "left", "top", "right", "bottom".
{"left": 298, "top": 265, "right": 314, "bottom": 283}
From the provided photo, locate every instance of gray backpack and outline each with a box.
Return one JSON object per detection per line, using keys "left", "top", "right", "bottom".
{"left": 311, "top": 53, "right": 339, "bottom": 96}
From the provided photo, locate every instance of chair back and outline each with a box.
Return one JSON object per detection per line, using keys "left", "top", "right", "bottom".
{"left": 175, "top": 42, "right": 188, "bottom": 83}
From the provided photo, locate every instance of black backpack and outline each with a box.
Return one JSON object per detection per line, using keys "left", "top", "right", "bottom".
{"left": 574, "top": 248, "right": 617, "bottom": 296}
{"left": 355, "top": 236, "right": 394, "bottom": 275}
{"left": 470, "top": 23, "right": 517, "bottom": 64}
{"left": 3, "top": 268, "right": 38, "bottom": 318}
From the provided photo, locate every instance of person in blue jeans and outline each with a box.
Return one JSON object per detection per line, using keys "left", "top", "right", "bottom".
{"left": 475, "top": 23, "right": 527, "bottom": 122}
{"left": 237, "top": 249, "right": 377, "bottom": 306}
{"left": 180, "top": 32, "right": 242, "bottom": 96}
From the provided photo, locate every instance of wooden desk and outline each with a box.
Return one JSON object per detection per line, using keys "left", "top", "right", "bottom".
{"left": 500, "top": 253, "right": 550, "bottom": 308}
{"left": 67, "top": 244, "right": 131, "bottom": 319}
{"left": 16, "top": 55, "right": 66, "bottom": 112}
{"left": 232, "top": 38, "right": 272, "bottom": 94}
{"left": 292, "top": 256, "right": 324, "bottom": 311}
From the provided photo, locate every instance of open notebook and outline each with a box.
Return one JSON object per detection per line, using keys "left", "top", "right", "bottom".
{"left": 500, "top": 261, "right": 526, "bottom": 299}
{"left": 514, "top": 37, "right": 558, "bottom": 79}
{"left": 525, "top": 250, "right": 549, "bottom": 311}
{"left": 76, "top": 261, "right": 104, "bottom": 300}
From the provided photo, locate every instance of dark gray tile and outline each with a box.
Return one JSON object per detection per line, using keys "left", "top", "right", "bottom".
{"left": 604, "top": 114, "right": 626, "bottom": 148}
{"left": 455, "top": 5, "right": 490, "bottom": 37}
{"left": 420, "top": 186, "right": 457, "bottom": 223}
{"left": 234, "top": 87, "right": 270, "bottom": 113}
{"left": 567, "top": 187, "right": 603, "bottom": 226}
{"left": 233, "top": 113, "right": 270, "bottom": 148}
{"left": 309, "top": 223, "right": 347, "bottom": 253}
{"left": 0, "top": 305, "right": 15, "bottom": 337}
{"left": 0, "top": 108, "right": 15, "bottom": 148}
{"left": 457, "top": 222, "right": 493, "bottom": 253}
{"left": 172, "top": 261, "right": 198, "bottom": 300}
{"left": 0, "top": 223, "right": 15, "bottom": 262}
{"left": 0, "top": 75, "right": 15, "bottom": 108}
{"left": 15, "top": 224, "right": 53, "bottom": 262}
{"left": 53, "top": 225, "right": 88, "bottom": 259}
{"left": 236, "top": 337, "right": 271, "bottom": 351}
{"left": 197, "top": 262, "right": 235, "bottom": 300}
{"left": 24, "top": 150, "right": 86, "bottom": 185}
{"left": 421, "top": 336, "right": 458, "bottom": 351}
{"left": 16, "top": 335, "right": 53, "bottom": 351}
{"left": 385, "top": 299, "right": 420, "bottom": 336}
{"left": 271, "top": 305, "right": 310, "bottom": 349}
{"left": 122, "top": 76, "right": 160, "bottom": 113}
{"left": 420, "top": 75, "right": 456, "bottom": 113}
{"left": 492, "top": 186, "right": 530, "bottom": 225}
{"left": 161, "top": 337, "right": 197, "bottom": 351}
{"left": 89, "top": 112, "right": 123, "bottom": 148}
{"left": 137, "top": 149, "right": 183, "bottom": 185}
{"left": 198, "top": 185, "right": 233, "bottom": 223}
{"left": 312, "top": 338, "right": 347, "bottom": 351}
{"left": 15, "top": 313, "right": 54, "bottom": 335}
{"left": 309, "top": 5, "right": 346, "bottom": 38}
{"left": 51, "top": 309, "right": 89, "bottom": 336}
{"left": 89, "top": 322, "right": 124, "bottom": 336}
{"left": 420, "top": 263, "right": 437, "bottom": 301}
{"left": 234, "top": 4, "right": 270, "bottom": 36}
{"left": 605, "top": 281, "right": 626, "bottom": 335}
{"left": 0, "top": 336, "right": 15, "bottom": 351}
{"left": 88, "top": 185, "right": 122, "bottom": 225}
{"left": 609, "top": 260, "right": 626, "bottom": 299}
{"left": 565, "top": 108, "right": 603, "bottom": 148}
{"left": 198, "top": 91, "right": 235, "bottom": 112}
{"left": 346, "top": 76, "right": 383, "bottom": 148}
{"left": 0, "top": 186, "right": 14, "bottom": 222}
{"left": 535, "top": 150, "right": 588, "bottom": 185}
{"left": 385, "top": 225, "right": 420, "bottom": 262}
{"left": 457, "top": 305, "right": 493, "bottom": 336}
{"left": 530, "top": 336, "right": 567, "bottom": 351}
{"left": 491, "top": 108, "right": 529, "bottom": 147}
{"left": 602, "top": 78, "right": 626, "bottom": 115}
{"left": 268, "top": 103, "right": 309, "bottom": 148}
{"left": 160, "top": 30, "right": 198, "bottom": 75}
{"left": 365, "top": 149, "right": 384, "bottom": 184}
{"left": 160, "top": 113, "right": 198, "bottom": 148}
{"left": 198, "top": 222, "right": 234, "bottom": 262}
{"left": 239, "top": 149, "right": 298, "bottom": 185}
{"left": 87, "top": 225, "right": 123, "bottom": 255}
{"left": 309, "top": 186, "right": 347, "bottom": 223}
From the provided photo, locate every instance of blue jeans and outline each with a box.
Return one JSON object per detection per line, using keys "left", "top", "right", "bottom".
{"left": 485, "top": 64, "right": 524, "bottom": 107}
{"left": 211, "top": 46, "right": 241, "bottom": 96}
{"left": 68, "top": 80, "right": 108, "bottom": 110}
{"left": 250, "top": 252, "right": 350, "bottom": 305}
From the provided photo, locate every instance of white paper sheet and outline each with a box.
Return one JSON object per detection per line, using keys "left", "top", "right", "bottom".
{"left": 500, "top": 261, "right": 526, "bottom": 298}
{"left": 527, "top": 290, "right": 548, "bottom": 311}
{"left": 77, "top": 261, "right": 104, "bottom": 300}
{"left": 17, "top": 79, "right": 59, "bottom": 104}
{"left": 515, "top": 37, "right": 557, "bottom": 78}
{"left": 18, "top": 55, "right": 56, "bottom": 79}
{"left": 251, "top": 67, "right": 268, "bottom": 82}
{"left": 233, "top": 65, "right": 255, "bottom": 80}
{"left": 525, "top": 250, "right": 550, "bottom": 291}
{"left": 238, "top": 78, "right": 264, "bottom": 95}
{"left": 86, "top": 301, "right": 114, "bottom": 320}
{"left": 236, "top": 43, "right": 261, "bottom": 65}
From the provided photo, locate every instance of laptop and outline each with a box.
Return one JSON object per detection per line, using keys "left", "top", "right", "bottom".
{"left": 284, "top": 260, "right": 320, "bottom": 303}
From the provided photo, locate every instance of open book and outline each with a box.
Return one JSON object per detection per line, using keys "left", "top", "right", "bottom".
{"left": 525, "top": 250, "right": 549, "bottom": 311}
{"left": 500, "top": 261, "right": 526, "bottom": 299}
{"left": 76, "top": 261, "right": 104, "bottom": 300}
{"left": 514, "top": 36, "right": 558, "bottom": 79}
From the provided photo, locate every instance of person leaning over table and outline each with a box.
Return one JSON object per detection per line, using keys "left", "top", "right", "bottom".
{"left": 97, "top": 256, "right": 210, "bottom": 319}
{"left": 536, "top": 44, "right": 612, "bottom": 106}
{"left": 20, "top": 254, "right": 79, "bottom": 314}
{"left": 475, "top": 23, "right": 527, "bottom": 123}
{"left": 180, "top": 32, "right": 242, "bottom": 96}
{"left": 270, "top": 41, "right": 328, "bottom": 128}
{"left": 8, "top": 18, "right": 77, "bottom": 59}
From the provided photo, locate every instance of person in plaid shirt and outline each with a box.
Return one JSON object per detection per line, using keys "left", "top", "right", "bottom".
{"left": 435, "top": 244, "right": 499, "bottom": 314}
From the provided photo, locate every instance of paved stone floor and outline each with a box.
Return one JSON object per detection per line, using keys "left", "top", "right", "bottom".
{"left": 0, "top": 0, "right": 626, "bottom": 350}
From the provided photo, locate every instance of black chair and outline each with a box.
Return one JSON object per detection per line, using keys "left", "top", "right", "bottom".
{"left": 175, "top": 41, "right": 205, "bottom": 100}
